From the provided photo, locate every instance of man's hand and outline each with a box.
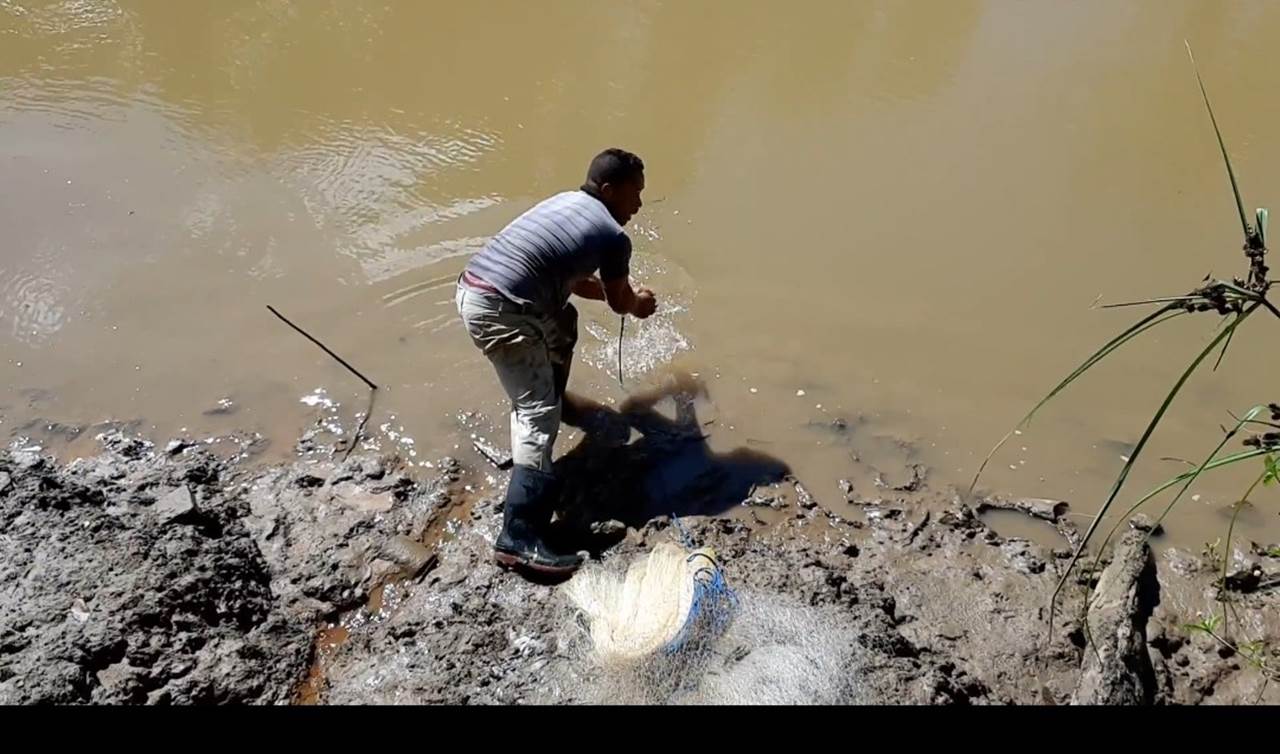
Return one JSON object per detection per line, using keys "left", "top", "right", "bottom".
{"left": 632, "top": 288, "right": 657, "bottom": 319}
{"left": 604, "top": 277, "right": 656, "bottom": 318}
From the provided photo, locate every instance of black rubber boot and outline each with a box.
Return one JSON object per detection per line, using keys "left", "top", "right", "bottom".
{"left": 494, "top": 465, "right": 585, "bottom": 575}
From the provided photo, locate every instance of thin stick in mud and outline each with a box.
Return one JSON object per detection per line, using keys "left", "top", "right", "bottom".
{"left": 342, "top": 389, "right": 377, "bottom": 462}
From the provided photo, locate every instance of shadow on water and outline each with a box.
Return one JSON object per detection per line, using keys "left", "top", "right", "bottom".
{"left": 546, "top": 372, "right": 791, "bottom": 555}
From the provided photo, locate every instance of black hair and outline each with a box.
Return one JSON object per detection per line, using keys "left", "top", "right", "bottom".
{"left": 584, "top": 148, "right": 644, "bottom": 188}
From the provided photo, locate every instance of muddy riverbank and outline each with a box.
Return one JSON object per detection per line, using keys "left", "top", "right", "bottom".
{"left": 1, "top": 424, "right": 1276, "bottom": 705}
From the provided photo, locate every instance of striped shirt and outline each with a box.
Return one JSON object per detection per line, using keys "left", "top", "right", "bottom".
{"left": 464, "top": 190, "right": 631, "bottom": 313}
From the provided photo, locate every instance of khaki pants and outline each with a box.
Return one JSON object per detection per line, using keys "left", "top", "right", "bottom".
{"left": 455, "top": 282, "right": 578, "bottom": 472}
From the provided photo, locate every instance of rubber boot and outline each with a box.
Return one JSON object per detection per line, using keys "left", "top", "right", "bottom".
{"left": 494, "top": 465, "right": 585, "bottom": 575}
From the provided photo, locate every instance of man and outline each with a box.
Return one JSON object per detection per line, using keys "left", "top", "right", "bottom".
{"left": 455, "top": 148, "right": 657, "bottom": 575}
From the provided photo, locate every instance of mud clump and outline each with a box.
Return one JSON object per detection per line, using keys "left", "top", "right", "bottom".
{"left": 0, "top": 442, "right": 305, "bottom": 704}
{"left": 0, "top": 437, "right": 450, "bottom": 705}
{"left": 1071, "top": 529, "right": 1159, "bottom": 705}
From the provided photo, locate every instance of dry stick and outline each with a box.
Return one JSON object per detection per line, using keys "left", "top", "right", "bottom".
{"left": 266, "top": 305, "right": 379, "bottom": 390}
{"left": 266, "top": 305, "right": 380, "bottom": 458}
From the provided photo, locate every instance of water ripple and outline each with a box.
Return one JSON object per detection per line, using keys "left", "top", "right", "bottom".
{"left": 6, "top": 0, "right": 123, "bottom": 36}
{"left": 0, "top": 265, "right": 70, "bottom": 345}
{"left": 278, "top": 122, "right": 503, "bottom": 277}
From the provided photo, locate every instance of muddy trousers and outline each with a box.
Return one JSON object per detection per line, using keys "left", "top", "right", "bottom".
{"left": 455, "top": 283, "right": 578, "bottom": 473}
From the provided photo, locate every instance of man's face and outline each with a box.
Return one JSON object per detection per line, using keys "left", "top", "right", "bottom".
{"left": 604, "top": 173, "right": 644, "bottom": 226}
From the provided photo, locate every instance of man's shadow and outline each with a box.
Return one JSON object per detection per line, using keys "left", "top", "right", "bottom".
{"left": 546, "top": 372, "right": 791, "bottom": 555}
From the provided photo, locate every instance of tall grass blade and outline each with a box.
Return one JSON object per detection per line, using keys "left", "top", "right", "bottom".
{"left": 1049, "top": 302, "right": 1260, "bottom": 632}
{"left": 1221, "top": 467, "right": 1268, "bottom": 638}
{"left": 1086, "top": 406, "right": 1266, "bottom": 583}
{"left": 1107, "top": 446, "right": 1271, "bottom": 530}
{"left": 1254, "top": 296, "right": 1280, "bottom": 323}
{"left": 1214, "top": 311, "right": 1242, "bottom": 371}
{"left": 1185, "top": 41, "right": 1252, "bottom": 243}
{"left": 1081, "top": 415, "right": 1265, "bottom": 649}
{"left": 968, "top": 306, "right": 1183, "bottom": 495}
{"left": 1219, "top": 280, "right": 1259, "bottom": 297}
{"left": 1101, "top": 295, "right": 1203, "bottom": 309}
{"left": 1147, "top": 405, "right": 1262, "bottom": 535}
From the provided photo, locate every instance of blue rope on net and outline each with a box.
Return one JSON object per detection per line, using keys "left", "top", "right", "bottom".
{"left": 669, "top": 514, "right": 696, "bottom": 549}
{"left": 661, "top": 515, "right": 739, "bottom": 655}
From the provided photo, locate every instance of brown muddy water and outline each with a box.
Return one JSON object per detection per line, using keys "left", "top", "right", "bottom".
{"left": 3, "top": 0, "right": 1280, "bottom": 550}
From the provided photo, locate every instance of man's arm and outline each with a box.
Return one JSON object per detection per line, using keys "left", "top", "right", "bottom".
{"left": 590, "top": 233, "right": 655, "bottom": 318}
{"left": 570, "top": 276, "right": 608, "bottom": 301}
{"left": 569, "top": 275, "right": 654, "bottom": 317}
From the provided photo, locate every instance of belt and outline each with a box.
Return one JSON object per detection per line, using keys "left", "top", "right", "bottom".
{"left": 459, "top": 271, "right": 540, "bottom": 315}
{"left": 460, "top": 270, "right": 502, "bottom": 295}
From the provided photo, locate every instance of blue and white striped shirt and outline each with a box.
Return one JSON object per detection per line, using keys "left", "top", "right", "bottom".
{"left": 465, "top": 190, "right": 631, "bottom": 313}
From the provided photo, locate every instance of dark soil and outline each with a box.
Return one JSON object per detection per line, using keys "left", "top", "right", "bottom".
{"left": 2, "top": 428, "right": 1276, "bottom": 705}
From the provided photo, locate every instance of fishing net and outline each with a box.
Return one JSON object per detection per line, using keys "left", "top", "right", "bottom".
{"left": 562, "top": 519, "right": 738, "bottom": 666}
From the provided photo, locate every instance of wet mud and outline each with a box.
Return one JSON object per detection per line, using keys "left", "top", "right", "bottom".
{"left": 2, "top": 414, "right": 1277, "bottom": 705}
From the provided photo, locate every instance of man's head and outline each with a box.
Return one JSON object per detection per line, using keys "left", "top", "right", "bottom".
{"left": 582, "top": 148, "right": 645, "bottom": 226}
